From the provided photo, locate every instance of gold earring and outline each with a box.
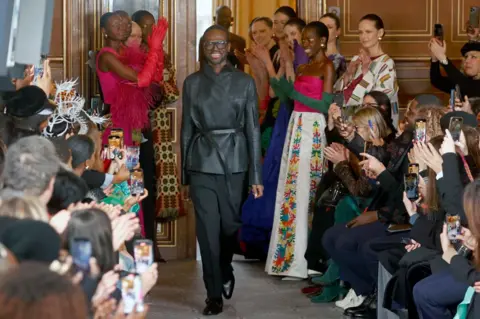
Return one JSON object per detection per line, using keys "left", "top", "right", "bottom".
{"left": 320, "top": 43, "right": 326, "bottom": 48}
{"left": 378, "top": 37, "right": 382, "bottom": 41}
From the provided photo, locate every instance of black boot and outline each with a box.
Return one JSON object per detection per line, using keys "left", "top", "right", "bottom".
{"left": 203, "top": 298, "right": 223, "bottom": 316}
{"left": 222, "top": 273, "right": 235, "bottom": 300}
{"left": 344, "top": 291, "right": 377, "bottom": 318}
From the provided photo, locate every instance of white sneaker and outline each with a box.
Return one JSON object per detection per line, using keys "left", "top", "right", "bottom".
{"left": 307, "top": 269, "right": 322, "bottom": 276}
{"left": 335, "top": 289, "right": 365, "bottom": 310}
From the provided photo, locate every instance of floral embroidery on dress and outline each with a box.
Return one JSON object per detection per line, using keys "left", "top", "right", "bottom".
{"left": 271, "top": 115, "right": 303, "bottom": 274}
{"left": 308, "top": 121, "right": 324, "bottom": 229}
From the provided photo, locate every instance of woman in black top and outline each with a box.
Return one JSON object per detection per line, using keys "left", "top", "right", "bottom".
{"left": 429, "top": 40, "right": 480, "bottom": 98}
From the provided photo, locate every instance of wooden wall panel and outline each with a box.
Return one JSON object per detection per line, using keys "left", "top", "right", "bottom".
{"left": 296, "top": 0, "right": 474, "bottom": 106}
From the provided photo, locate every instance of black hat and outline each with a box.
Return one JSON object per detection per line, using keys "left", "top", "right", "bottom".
{"left": 461, "top": 42, "right": 480, "bottom": 57}
{"left": 440, "top": 111, "right": 478, "bottom": 131}
{"left": 0, "top": 219, "right": 61, "bottom": 264}
{"left": 414, "top": 94, "right": 442, "bottom": 108}
{"left": 4, "top": 86, "right": 54, "bottom": 118}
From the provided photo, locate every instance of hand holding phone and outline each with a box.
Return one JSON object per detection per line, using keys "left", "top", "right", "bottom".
{"left": 130, "top": 168, "right": 145, "bottom": 196}
{"left": 448, "top": 117, "right": 463, "bottom": 141}
{"left": 121, "top": 273, "right": 144, "bottom": 314}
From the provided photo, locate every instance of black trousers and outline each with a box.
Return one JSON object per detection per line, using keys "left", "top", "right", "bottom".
{"left": 189, "top": 171, "right": 246, "bottom": 299}
{"left": 139, "top": 128, "right": 157, "bottom": 242}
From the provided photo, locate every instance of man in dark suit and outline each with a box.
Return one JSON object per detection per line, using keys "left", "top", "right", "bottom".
{"left": 199, "top": 5, "right": 246, "bottom": 71}
{"left": 181, "top": 25, "right": 263, "bottom": 316}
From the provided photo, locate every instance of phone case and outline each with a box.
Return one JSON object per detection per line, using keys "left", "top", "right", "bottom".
{"left": 134, "top": 239, "right": 153, "bottom": 274}
{"left": 470, "top": 7, "right": 480, "bottom": 28}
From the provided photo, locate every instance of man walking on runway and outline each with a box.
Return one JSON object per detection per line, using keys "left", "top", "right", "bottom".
{"left": 181, "top": 25, "right": 263, "bottom": 316}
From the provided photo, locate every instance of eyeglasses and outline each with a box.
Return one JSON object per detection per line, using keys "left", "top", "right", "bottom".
{"left": 204, "top": 40, "right": 228, "bottom": 50}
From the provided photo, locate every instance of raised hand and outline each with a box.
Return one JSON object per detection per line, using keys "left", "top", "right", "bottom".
{"left": 148, "top": 17, "right": 169, "bottom": 51}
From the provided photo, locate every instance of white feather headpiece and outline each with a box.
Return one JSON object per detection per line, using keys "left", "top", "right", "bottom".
{"left": 42, "top": 78, "right": 106, "bottom": 137}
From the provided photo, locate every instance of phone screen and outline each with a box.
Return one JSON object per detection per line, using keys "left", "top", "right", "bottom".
{"left": 446, "top": 214, "right": 462, "bottom": 242}
{"left": 71, "top": 238, "right": 92, "bottom": 273}
{"left": 121, "top": 274, "right": 144, "bottom": 314}
{"left": 414, "top": 120, "right": 427, "bottom": 143}
{"left": 134, "top": 239, "right": 153, "bottom": 274}
{"left": 449, "top": 117, "right": 463, "bottom": 141}
{"left": 405, "top": 173, "right": 419, "bottom": 200}
{"left": 434, "top": 24, "right": 444, "bottom": 42}
{"left": 108, "top": 136, "right": 122, "bottom": 160}
{"left": 126, "top": 146, "right": 140, "bottom": 171}
{"left": 408, "top": 163, "right": 420, "bottom": 175}
{"left": 130, "top": 168, "right": 145, "bottom": 196}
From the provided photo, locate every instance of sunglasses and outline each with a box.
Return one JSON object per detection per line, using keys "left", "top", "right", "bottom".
{"left": 204, "top": 40, "right": 228, "bottom": 50}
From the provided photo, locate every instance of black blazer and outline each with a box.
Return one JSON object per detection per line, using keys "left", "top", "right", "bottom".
{"left": 181, "top": 63, "right": 262, "bottom": 186}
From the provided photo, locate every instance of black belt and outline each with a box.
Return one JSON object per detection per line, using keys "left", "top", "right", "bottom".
{"left": 193, "top": 128, "right": 243, "bottom": 230}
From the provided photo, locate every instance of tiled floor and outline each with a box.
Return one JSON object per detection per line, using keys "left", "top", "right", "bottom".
{"left": 147, "top": 259, "right": 342, "bottom": 318}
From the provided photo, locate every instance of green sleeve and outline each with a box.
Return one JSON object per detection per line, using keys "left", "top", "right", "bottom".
{"left": 269, "top": 77, "right": 292, "bottom": 103}
{"left": 290, "top": 90, "right": 333, "bottom": 114}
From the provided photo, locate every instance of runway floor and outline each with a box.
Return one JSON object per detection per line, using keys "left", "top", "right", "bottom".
{"left": 146, "top": 259, "right": 343, "bottom": 318}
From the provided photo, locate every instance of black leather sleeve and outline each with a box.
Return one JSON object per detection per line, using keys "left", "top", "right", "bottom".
{"left": 180, "top": 79, "right": 195, "bottom": 185}
{"left": 244, "top": 78, "right": 262, "bottom": 186}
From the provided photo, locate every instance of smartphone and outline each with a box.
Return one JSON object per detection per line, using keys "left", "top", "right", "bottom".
{"left": 33, "top": 56, "right": 46, "bottom": 83}
{"left": 446, "top": 214, "right": 462, "bottom": 242}
{"left": 450, "top": 89, "right": 456, "bottom": 111}
{"left": 408, "top": 163, "right": 420, "bottom": 175}
{"left": 455, "top": 84, "right": 462, "bottom": 102}
{"left": 70, "top": 238, "right": 92, "bottom": 273}
{"left": 434, "top": 24, "right": 444, "bottom": 42}
{"left": 134, "top": 239, "right": 153, "bottom": 274}
{"left": 400, "top": 237, "right": 412, "bottom": 245}
{"left": 90, "top": 96, "right": 101, "bottom": 115}
{"left": 414, "top": 119, "right": 427, "bottom": 143}
{"left": 449, "top": 116, "right": 463, "bottom": 141}
{"left": 405, "top": 173, "right": 419, "bottom": 201}
{"left": 130, "top": 168, "right": 145, "bottom": 196}
{"left": 108, "top": 136, "right": 122, "bottom": 160}
{"left": 110, "top": 129, "right": 124, "bottom": 148}
{"left": 470, "top": 6, "right": 480, "bottom": 28}
{"left": 121, "top": 273, "right": 144, "bottom": 314}
{"left": 333, "top": 93, "right": 344, "bottom": 108}
{"left": 126, "top": 146, "right": 140, "bottom": 171}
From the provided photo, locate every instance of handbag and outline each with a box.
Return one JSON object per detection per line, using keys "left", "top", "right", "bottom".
{"left": 317, "top": 180, "right": 348, "bottom": 207}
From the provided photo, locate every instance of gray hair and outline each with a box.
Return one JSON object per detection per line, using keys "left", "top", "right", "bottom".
{"left": 1, "top": 136, "right": 60, "bottom": 196}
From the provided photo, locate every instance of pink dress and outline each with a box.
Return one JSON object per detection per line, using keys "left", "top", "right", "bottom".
{"left": 266, "top": 76, "right": 327, "bottom": 279}
{"left": 96, "top": 46, "right": 152, "bottom": 147}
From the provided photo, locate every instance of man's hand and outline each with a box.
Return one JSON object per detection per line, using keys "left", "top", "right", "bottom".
{"left": 252, "top": 185, "right": 264, "bottom": 199}
{"left": 35, "top": 59, "right": 53, "bottom": 97}
{"left": 405, "top": 239, "right": 421, "bottom": 252}
{"left": 346, "top": 210, "right": 378, "bottom": 228}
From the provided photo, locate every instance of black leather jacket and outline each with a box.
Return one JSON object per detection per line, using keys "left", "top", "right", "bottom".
{"left": 180, "top": 63, "right": 262, "bottom": 186}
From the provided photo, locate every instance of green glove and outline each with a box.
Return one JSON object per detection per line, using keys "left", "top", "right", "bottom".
{"left": 290, "top": 90, "right": 333, "bottom": 114}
